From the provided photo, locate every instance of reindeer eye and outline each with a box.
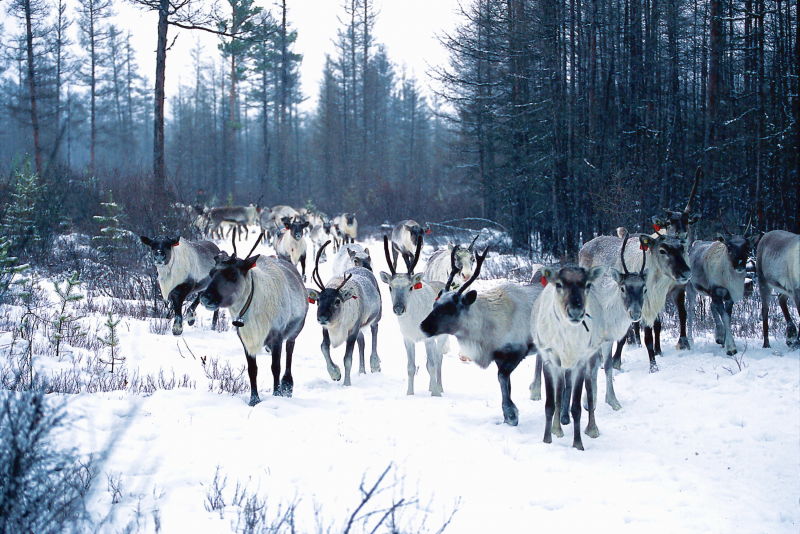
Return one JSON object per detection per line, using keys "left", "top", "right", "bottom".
{"left": 555, "top": 283, "right": 563, "bottom": 289}
{"left": 659, "top": 249, "right": 667, "bottom": 255}
{"left": 620, "top": 286, "right": 626, "bottom": 293}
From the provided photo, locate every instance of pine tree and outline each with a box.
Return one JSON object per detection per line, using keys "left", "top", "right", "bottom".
{"left": 99, "top": 313, "right": 123, "bottom": 373}
{"left": 50, "top": 271, "right": 84, "bottom": 360}
{"left": 1, "top": 165, "right": 43, "bottom": 255}
{"left": 91, "top": 191, "right": 127, "bottom": 259}
{"left": 0, "top": 238, "right": 29, "bottom": 305}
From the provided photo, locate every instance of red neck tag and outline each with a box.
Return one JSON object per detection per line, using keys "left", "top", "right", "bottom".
{"left": 172, "top": 242, "right": 180, "bottom": 247}
{"left": 413, "top": 282, "right": 423, "bottom": 290}
{"left": 308, "top": 297, "right": 316, "bottom": 304}
{"left": 652, "top": 224, "right": 662, "bottom": 232}
{"left": 640, "top": 244, "right": 649, "bottom": 251}
{"left": 540, "top": 276, "right": 547, "bottom": 287}
{"left": 351, "top": 295, "right": 358, "bottom": 300}
{"left": 425, "top": 229, "right": 432, "bottom": 234}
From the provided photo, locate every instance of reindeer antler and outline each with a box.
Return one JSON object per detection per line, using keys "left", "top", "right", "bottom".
{"left": 444, "top": 246, "right": 460, "bottom": 291}
{"left": 383, "top": 236, "right": 397, "bottom": 276}
{"left": 244, "top": 232, "right": 264, "bottom": 259}
{"left": 639, "top": 242, "right": 647, "bottom": 276}
{"left": 467, "top": 234, "right": 479, "bottom": 252}
{"left": 336, "top": 273, "right": 352, "bottom": 291}
{"left": 231, "top": 233, "right": 238, "bottom": 258}
{"left": 457, "top": 247, "right": 489, "bottom": 295}
{"left": 685, "top": 166, "right": 702, "bottom": 213}
{"left": 403, "top": 235, "right": 423, "bottom": 274}
{"left": 312, "top": 240, "right": 330, "bottom": 291}
{"left": 620, "top": 232, "right": 631, "bottom": 275}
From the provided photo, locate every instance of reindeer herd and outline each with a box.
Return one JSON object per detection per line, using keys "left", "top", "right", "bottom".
{"left": 144, "top": 188, "right": 799, "bottom": 450}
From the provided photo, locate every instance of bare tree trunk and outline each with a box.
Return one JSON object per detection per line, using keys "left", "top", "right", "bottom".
{"left": 23, "top": 0, "right": 43, "bottom": 176}
{"left": 153, "top": 0, "right": 169, "bottom": 194}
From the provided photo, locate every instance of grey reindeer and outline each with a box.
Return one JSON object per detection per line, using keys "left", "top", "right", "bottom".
{"left": 423, "top": 235, "right": 479, "bottom": 291}
{"left": 420, "top": 248, "right": 538, "bottom": 426}
{"left": 391, "top": 219, "right": 431, "bottom": 269}
{"left": 380, "top": 235, "right": 447, "bottom": 396}
{"left": 757, "top": 230, "right": 800, "bottom": 349}
{"left": 307, "top": 241, "right": 382, "bottom": 386}
{"left": 139, "top": 235, "right": 220, "bottom": 335}
{"left": 199, "top": 234, "right": 308, "bottom": 406}
{"left": 685, "top": 232, "right": 758, "bottom": 355}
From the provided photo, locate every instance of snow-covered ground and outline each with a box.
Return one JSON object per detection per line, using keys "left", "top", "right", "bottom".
{"left": 4, "top": 233, "right": 800, "bottom": 533}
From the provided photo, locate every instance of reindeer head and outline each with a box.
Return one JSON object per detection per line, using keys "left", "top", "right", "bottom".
{"left": 200, "top": 234, "right": 263, "bottom": 311}
{"left": 288, "top": 218, "right": 309, "bottom": 240}
{"left": 639, "top": 233, "right": 691, "bottom": 284}
{"left": 140, "top": 235, "right": 180, "bottom": 266}
{"left": 420, "top": 247, "right": 488, "bottom": 337}
{"left": 307, "top": 241, "right": 358, "bottom": 326}
{"left": 608, "top": 233, "right": 648, "bottom": 322}
{"left": 716, "top": 233, "right": 755, "bottom": 274}
{"left": 380, "top": 235, "right": 424, "bottom": 316}
{"left": 345, "top": 213, "right": 357, "bottom": 225}
{"left": 347, "top": 247, "right": 372, "bottom": 271}
{"left": 451, "top": 235, "right": 480, "bottom": 286}
{"left": 542, "top": 265, "right": 605, "bottom": 324}
{"left": 651, "top": 167, "right": 703, "bottom": 241}
{"left": 323, "top": 220, "right": 332, "bottom": 234}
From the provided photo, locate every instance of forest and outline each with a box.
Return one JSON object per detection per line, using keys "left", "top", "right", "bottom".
{"left": 1, "top": 0, "right": 796, "bottom": 259}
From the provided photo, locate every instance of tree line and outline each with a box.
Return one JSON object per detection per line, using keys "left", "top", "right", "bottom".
{"left": 1, "top": 0, "right": 797, "bottom": 256}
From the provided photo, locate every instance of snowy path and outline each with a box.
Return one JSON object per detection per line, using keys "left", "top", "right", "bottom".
{"left": 56, "top": 235, "right": 799, "bottom": 533}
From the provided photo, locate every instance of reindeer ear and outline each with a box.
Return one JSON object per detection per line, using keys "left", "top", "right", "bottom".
{"left": 339, "top": 287, "right": 358, "bottom": 301}
{"left": 411, "top": 272, "right": 425, "bottom": 285}
{"left": 348, "top": 249, "right": 357, "bottom": 258}
{"left": 140, "top": 236, "right": 153, "bottom": 247}
{"left": 716, "top": 233, "right": 726, "bottom": 243}
{"left": 380, "top": 271, "right": 392, "bottom": 284}
{"left": 463, "top": 290, "right": 478, "bottom": 306}
{"left": 542, "top": 267, "right": 557, "bottom": 285}
{"left": 639, "top": 235, "right": 655, "bottom": 250}
{"left": 242, "top": 255, "right": 259, "bottom": 271}
{"left": 607, "top": 268, "right": 622, "bottom": 283}
{"left": 306, "top": 288, "right": 319, "bottom": 304}
{"left": 169, "top": 237, "right": 181, "bottom": 247}
{"left": 588, "top": 266, "right": 606, "bottom": 283}
{"left": 651, "top": 215, "right": 668, "bottom": 228}
{"left": 363, "top": 248, "right": 370, "bottom": 257}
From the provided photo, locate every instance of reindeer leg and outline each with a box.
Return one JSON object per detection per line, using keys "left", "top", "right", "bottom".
{"left": 300, "top": 254, "right": 307, "bottom": 282}
{"left": 676, "top": 287, "right": 690, "bottom": 350}
{"left": 710, "top": 293, "right": 725, "bottom": 345}
{"left": 369, "top": 322, "right": 381, "bottom": 372}
{"left": 585, "top": 362, "right": 600, "bottom": 439}
{"left": 495, "top": 350, "right": 524, "bottom": 426}
{"left": 793, "top": 290, "right": 800, "bottom": 347}
{"left": 211, "top": 310, "right": 219, "bottom": 330}
{"left": 779, "top": 294, "right": 798, "bottom": 347}
{"left": 560, "top": 367, "right": 573, "bottom": 425}
{"left": 424, "top": 339, "right": 443, "bottom": 396}
{"left": 603, "top": 343, "right": 621, "bottom": 410}
{"left": 270, "top": 340, "right": 283, "bottom": 396}
{"left": 529, "top": 353, "right": 542, "bottom": 401}
{"left": 543, "top": 363, "right": 556, "bottom": 444}
{"left": 716, "top": 288, "right": 737, "bottom": 355}
{"left": 552, "top": 368, "right": 564, "bottom": 438}
{"left": 321, "top": 330, "right": 341, "bottom": 381}
{"left": 357, "top": 332, "right": 366, "bottom": 374}
{"left": 613, "top": 333, "right": 627, "bottom": 370}
{"left": 572, "top": 366, "right": 585, "bottom": 450}
{"left": 760, "top": 280, "right": 771, "bottom": 348}
{"left": 343, "top": 333, "right": 357, "bottom": 386}
{"left": 653, "top": 317, "right": 663, "bottom": 355}
{"left": 186, "top": 294, "right": 201, "bottom": 326}
{"left": 644, "top": 325, "right": 659, "bottom": 372}
{"left": 632, "top": 322, "right": 642, "bottom": 345}
{"left": 168, "top": 282, "right": 193, "bottom": 336}
{"left": 686, "top": 282, "right": 697, "bottom": 347}
{"left": 282, "top": 339, "right": 295, "bottom": 397}
{"left": 404, "top": 338, "right": 416, "bottom": 395}
{"left": 245, "top": 353, "right": 260, "bottom": 406}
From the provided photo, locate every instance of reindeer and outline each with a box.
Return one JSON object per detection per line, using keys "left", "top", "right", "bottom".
{"left": 423, "top": 235, "right": 479, "bottom": 291}
{"left": 274, "top": 217, "right": 310, "bottom": 281}
{"left": 330, "top": 243, "right": 372, "bottom": 277}
{"left": 261, "top": 205, "right": 299, "bottom": 243}
{"left": 207, "top": 205, "right": 260, "bottom": 241}
{"left": 532, "top": 265, "right": 605, "bottom": 450}
{"left": 333, "top": 213, "right": 358, "bottom": 244}
{"left": 307, "top": 241, "right": 382, "bottom": 386}
{"left": 684, "top": 233, "right": 757, "bottom": 355}
{"left": 139, "top": 235, "right": 220, "bottom": 335}
{"left": 199, "top": 234, "right": 308, "bottom": 405}
{"left": 757, "top": 230, "right": 800, "bottom": 349}
{"left": 380, "top": 236, "right": 447, "bottom": 396}
{"left": 533, "top": 232, "right": 648, "bottom": 410}
{"left": 420, "top": 248, "right": 538, "bottom": 426}
{"left": 391, "top": 220, "right": 431, "bottom": 268}
{"left": 308, "top": 216, "right": 334, "bottom": 262}
{"left": 649, "top": 167, "right": 703, "bottom": 351}
{"left": 580, "top": 232, "right": 691, "bottom": 372}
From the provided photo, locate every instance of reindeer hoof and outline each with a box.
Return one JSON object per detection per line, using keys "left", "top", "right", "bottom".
{"left": 715, "top": 337, "right": 724, "bottom": 345}
{"left": 553, "top": 427, "right": 564, "bottom": 438}
{"left": 573, "top": 441, "right": 585, "bottom": 451}
{"left": 172, "top": 322, "right": 183, "bottom": 336}
{"left": 248, "top": 395, "right": 261, "bottom": 406}
{"left": 431, "top": 389, "right": 442, "bottom": 397}
{"left": 677, "top": 337, "right": 690, "bottom": 350}
{"left": 726, "top": 348, "right": 737, "bottom": 356}
{"left": 585, "top": 425, "right": 599, "bottom": 438}
{"left": 503, "top": 405, "right": 519, "bottom": 426}
{"left": 649, "top": 363, "right": 659, "bottom": 373}
{"left": 543, "top": 433, "right": 552, "bottom": 444}
{"left": 328, "top": 366, "right": 341, "bottom": 381}
{"left": 560, "top": 414, "right": 571, "bottom": 426}
{"left": 613, "top": 359, "right": 622, "bottom": 371}
{"left": 370, "top": 357, "right": 381, "bottom": 373}
{"left": 607, "top": 397, "right": 622, "bottom": 411}
{"left": 530, "top": 382, "right": 541, "bottom": 401}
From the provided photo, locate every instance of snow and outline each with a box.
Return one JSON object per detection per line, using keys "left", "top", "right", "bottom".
{"left": 4, "top": 233, "right": 800, "bottom": 533}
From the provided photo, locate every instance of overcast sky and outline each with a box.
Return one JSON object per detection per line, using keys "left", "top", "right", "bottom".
{"left": 108, "top": 0, "right": 462, "bottom": 113}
